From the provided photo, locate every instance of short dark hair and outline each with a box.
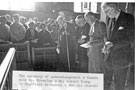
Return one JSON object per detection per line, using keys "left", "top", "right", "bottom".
{"left": 84, "top": 12, "right": 96, "bottom": 18}
{"left": 28, "top": 21, "right": 35, "bottom": 26}
{"left": 101, "top": 2, "right": 119, "bottom": 9}
{"left": 75, "top": 15, "right": 84, "bottom": 20}
{"left": 0, "top": 15, "right": 7, "bottom": 22}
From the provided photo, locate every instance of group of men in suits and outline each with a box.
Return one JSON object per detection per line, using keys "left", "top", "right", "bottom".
{"left": 74, "top": 2, "right": 134, "bottom": 90}
{"left": 56, "top": 3, "right": 134, "bottom": 90}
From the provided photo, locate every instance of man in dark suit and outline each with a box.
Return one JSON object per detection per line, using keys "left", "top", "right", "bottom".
{"left": 57, "top": 15, "right": 76, "bottom": 72}
{"left": 75, "top": 15, "right": 90, "bottom": 73}
{"left": 101, "top": 3, "right": 134, "bottom": 90}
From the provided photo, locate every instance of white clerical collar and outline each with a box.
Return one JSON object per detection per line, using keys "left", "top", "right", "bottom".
{"left": 91, "top": 19, "right": 97, "bottom": 26}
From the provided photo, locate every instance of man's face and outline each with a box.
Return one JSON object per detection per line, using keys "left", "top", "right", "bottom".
{"left": 84, "top": 15, "right": 93, "bottom": 25}
{"left": 20, "top": 18, "right": 25, "bottom": 24}
{"left": 6, "top": 15, "right": 11, "bottom": 21}
{"left": 29, "top": 23, "right": 34, "bottom": 28}
{"left": 103, "top": 5, "right": 116, "bottom": 18}
{"left": 40, "top": 24, "right": 45, "bottom": 30}
{"left": 75, "top": 18, "right": 85, "bottom": 27}
{"left": 57, "top": 16, "right": 65, "bottom": 26}
{"left": 13, "top": 16, "right": 19, "bottom": 22}
{"left": 0, "top": 17, "right": 7, "bottom": 24}
{"left": 51, "top": 25, "right": 57, "bottom": 31}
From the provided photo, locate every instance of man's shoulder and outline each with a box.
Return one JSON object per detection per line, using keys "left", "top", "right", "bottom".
{"left": 96, "top": 20, "right": 106, "bottom": 26}
{"left": 18, "top": 22, "right": 24, "bottom": 27}
{"left": 83, "top": 23, "right": 90, "bottom": 29}
{"left": 84, "top": 23, "right": 89, "bottom": 26}
{"left": 5, "top": 24, "right": 10, "bottom": 30}
{"left": 10, "top": 22, "right": 22, "bottom": 26}
{"left": 121, "top": 11, "right": 133, "bottom": 16}
{"left": 120, "top": 11, "right": 134, "bottom": 19}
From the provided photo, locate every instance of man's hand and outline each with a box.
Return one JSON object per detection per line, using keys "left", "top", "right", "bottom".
{"left": 78, "top": 35, "right": 87, "bottom": 44}
{"left": 78, "top": 39, "right": 85, "bottom": 44}
{"left": 102, "top": 41, "right": 113, "bottom": 54}
{"left": 24, "top": 41, "right": 29, "bottom": 43}
{"left": 81, "top": 35, "right": 87, "bottom": 39}
{"left": 31, "top": 39, "right": 38, "bottom": 43}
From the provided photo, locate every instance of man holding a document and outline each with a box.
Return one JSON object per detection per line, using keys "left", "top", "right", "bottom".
{"left": 81, "top": 12, "right": 107, "bottom": 73}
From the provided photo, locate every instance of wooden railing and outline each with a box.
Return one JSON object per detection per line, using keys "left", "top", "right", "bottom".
{"left": 0, "top": 42, "right": 32, "bottom": 70}
{"left": 0, "top": 48, "right": 16, "bottom": 90}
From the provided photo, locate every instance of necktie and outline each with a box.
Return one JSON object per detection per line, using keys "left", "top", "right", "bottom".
{"left": 111, "top": 18, "right": 116, "bottom": 31}
{"left": 89, "top": 23, "right": 94, "bottom": 36}
{"left": 109, "top": 18, "right": 116, "bottom": 38}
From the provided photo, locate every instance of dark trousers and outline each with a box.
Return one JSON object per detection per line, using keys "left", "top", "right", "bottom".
{"left": 59, "top": 36, "right": 76, "bottom": 72}
{"left": 104, "top": 59, "right": 128, "bottom": 90}
{"left": 78, "top": 46, "right": 88, "bottom": 73}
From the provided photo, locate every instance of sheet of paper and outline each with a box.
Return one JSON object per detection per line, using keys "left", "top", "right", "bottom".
{"left": 80, "top": 43, "right": 91, "bottom": 48}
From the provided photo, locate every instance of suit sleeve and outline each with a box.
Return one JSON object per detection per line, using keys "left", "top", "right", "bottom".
{"left": 113, "top": 14, "right": 134, "bottom": 50}
{"left": 126, "top": 15, "right": 134, "bottom": 46}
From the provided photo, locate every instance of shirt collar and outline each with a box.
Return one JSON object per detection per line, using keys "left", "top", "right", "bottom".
{"left": 115, "top": 10, "right": 121, "bottom": 21}
{"left": 91, "top": 19, "right": 97, "bottom": 26}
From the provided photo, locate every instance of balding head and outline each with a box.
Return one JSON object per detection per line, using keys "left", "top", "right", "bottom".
{"left": 75, "top": 15, "right": 86, "bottom": 27}
{"left": 101, "top": 2, "right": 118, "bottom": 10}
{"left": 56, "top": 15, "right": 66, "bottom": 26}
{"left": 101, "top": 2, "right": 120, "bottom": 18}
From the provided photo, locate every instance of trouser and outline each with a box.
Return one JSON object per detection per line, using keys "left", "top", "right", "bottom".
{"left": 78, "top": 47, "right": 88, "bottom": 73}
{"left": 59, "top": 37, "right": 76, "bottom": 72}
{"left": 104, "top": 60, "right": 128, "bottom": 90}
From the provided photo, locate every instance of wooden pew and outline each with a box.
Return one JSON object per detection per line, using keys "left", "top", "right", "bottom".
{"left": 11, "top": 42, "right": 32, "bottom": 70}
{"left": 0, "top": 44, "right": 11, "bottom": 64}
{"left": 31, "top": 47, "right": 58, "bottom": 71}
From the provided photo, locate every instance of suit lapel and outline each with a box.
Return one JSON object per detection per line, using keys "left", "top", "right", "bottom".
{"left": 110, "top": 11, "right": 123, "bottom": 39}
{"left": 107, "top": 18, "right": 113, "bottom": 39}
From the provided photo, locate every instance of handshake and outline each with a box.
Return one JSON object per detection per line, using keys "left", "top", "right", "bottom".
{"left": 102, "top": 41, "right": 113, "bottom": 54}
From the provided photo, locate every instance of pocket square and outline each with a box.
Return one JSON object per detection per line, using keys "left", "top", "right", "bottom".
{"left": 118, "top": 26, "right": 124, "bottom": 30}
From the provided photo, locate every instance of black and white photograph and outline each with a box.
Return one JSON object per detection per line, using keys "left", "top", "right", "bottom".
{"left": 0, "top": 1, "right": 134, "bottom": 90}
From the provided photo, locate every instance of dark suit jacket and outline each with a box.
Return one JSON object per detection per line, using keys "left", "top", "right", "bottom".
{"left": 106, "top": 11, "right": 134, "bottom": 66}
{"left": 76, "top": 23, "right": 90, "bottom": 43}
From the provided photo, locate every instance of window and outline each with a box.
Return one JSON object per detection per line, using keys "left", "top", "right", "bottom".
{"left": 74, "top": 2, "right": 97, "bottom": 13}
{"left": 74, "top": 2, "right": 82, "bottom": 12}
{"left": 0, "top": 1, "right": 10, "bottom": 10}
{"left": 0, "top": 0, "right": 34, "bottom": 11}
{"left": 91, "top": 2, "right": 97, "bottom": 13}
